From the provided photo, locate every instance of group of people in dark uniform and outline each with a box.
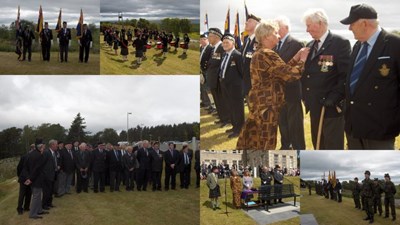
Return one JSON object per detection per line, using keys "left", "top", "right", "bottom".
{"left": 15, "top": 21, "right": 93, "bottom": 63}
{"left": 103, "top": 26, "right": 191, "bottom": 64}
{"left": 16, "top": 139, "right": 200, "bottom": 219}
{"left": 314, "top": 178, "right": 343, "bottom": 203}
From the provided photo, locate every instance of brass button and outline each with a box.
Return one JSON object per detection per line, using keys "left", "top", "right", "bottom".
{"left": 374, "top": 86, "right": 378, "bottom": 90}
{"left": 307, "top": 75, "right": 310, "bottom": 78}
{"left": 306, "top": 88, "right": 310, "bottom": 91}
{"left": 350, "top": 101, "right": 354, "bottom": 104}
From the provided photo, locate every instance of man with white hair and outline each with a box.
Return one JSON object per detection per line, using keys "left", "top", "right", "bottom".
{"left": 274, "top": 16, "right": 306, "bottom": 150}
{"left": 301, "top": 9, "right": 351, "bottom": 149}
{"left": 340, "top": 4, "right": 400, "bottom": 149}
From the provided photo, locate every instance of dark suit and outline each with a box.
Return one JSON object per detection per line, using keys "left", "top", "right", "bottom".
{"left": 91, "top": 149, "right": 107, "bottom": 192}
{"left": 17, "top": 152, "right": 32, "bottom": 212}
{"left": 149, "top": 148, "right": 163, "bottom": 191}
{"left": 136, "top": 148, "right": 151, "bottom": 191}
{"left": 25, "top": 149, "right": 46, "bottom": 217}
{"left": 345, "top": 29, "right": 400, "bottom": 149}
{"left": 178, "top": 151, "right": 192, "bottom": 189}
{"left": 40, "top": 28, "right": 53, "bottom": 61}
{"left": 206, "top": 42, "right": 230, "bottom": 123}
{"left": 164, "top": 148, "right": 180, "bottom": 190}
{"left": 58, "top": 148, "right": 75, "bottom": 195}
{"left": 200, "top": 44, "right": 213, "bottom": 107}
{"left": 107, "top": 150, "right": 123, "bottom": 191}
{"left": 122, "top": 152, "right": 137, "bottom": 191}
{"left": 301, "top": 31, "right": 351, "bottom": 149}
{"left": 219, "top": 49, "right": 245, "bottom": 134}
{"left": 42, "top": 149, "right": 57, "bottom": 208}
{"left": 75, "top": 150, "right": 91, "bottom": 193}
{"left": 194, "top": 150, "right": 200, "bottom": 188}
{"left": 275, "top": 35, "right": 306, "bottom": 150}
{"left": 22, "top": 29, "right": 35, "bottom": 61}
{"left": 241, "top": 35, "right": 257, "bottom": 96}
{"left": 79, "top": 29, "right": 92, "bottom": 63}
{"left": 57, "top": 28, "right": 71, "bottom": 62}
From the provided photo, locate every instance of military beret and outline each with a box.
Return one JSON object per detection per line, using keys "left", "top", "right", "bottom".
{"left": 200, "top": 33, "right": 208, "bottom": 38}
{"left": 208, "top": 28, "right": 223, "bottom": 38}
{"left": 354, "top": 177, "right": 358, "bottom": 180}
{"left": 364, "top": 170, "right": 371, "bottom": 175}
{"left": 374, "top": 178, "right": 379, "bottom": 181}
{"left": 248, "top": 14, "right": 261, "bottom": 22}
{"left": 340, "top": 4, "right": 377, "bottom": 25}
{"left": 222, "top": 33, "right": 235, "bottom": 42}
{"left": 384, "top": 173, "right": 390, "bottom": 178}
{"left": 63, "top": 21, "right": 67, "bottom": 24}
{"left": 44, "top": 22, "right": 48, "bottom": 25}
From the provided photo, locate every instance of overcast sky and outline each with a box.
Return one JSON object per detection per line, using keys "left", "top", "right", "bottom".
{"left": 301, "top": 151, "right": 400, "bottom": 184}
{"left": 100, "top": 0, "right": 199, "bottom": 21}
{"left": 0, "top": 76, "right": 199, "bottom": 134}
{"left": 201, "top": 0, "right": 400, "bottom": 45}
{"left": 0, "top": 0, "right": 100, "bottom": 27}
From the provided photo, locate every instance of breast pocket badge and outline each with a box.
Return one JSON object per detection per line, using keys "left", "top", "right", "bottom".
{"left": 318, "top": 55, "right": 334, "bottom": 72}
{"left": 379, "top": 64, "right": 390, "bottom": 77}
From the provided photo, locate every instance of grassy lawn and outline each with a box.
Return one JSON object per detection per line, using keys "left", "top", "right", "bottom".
{"left": 0, "top": 52, "right": 100, "bottom": 75}
{"left": 300, "top": 188, "right": 399, "bottom": 225}
{"left": 200, "top": 176, "right": 300, "bottom": 225}
{"left": 200, "top": 106, "right": 400, "bottom": 150}
{"left": 100, "top": 35, "right": 199, "bottom": 75}
{"left": 0, "top": 166, "right": 199, "bottom": 225}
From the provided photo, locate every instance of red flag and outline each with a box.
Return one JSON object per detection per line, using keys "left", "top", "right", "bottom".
{"left": 76, "top": 9, "right": 83, "bottom": 38}
{"left": 36, "top": 5, "right": 43, "bottom": 33}
{"left": 224, "top": 7, "right": 230, "bottom": 34}
{"left": 55, "top": 9, "right": 62, "bottom": 32}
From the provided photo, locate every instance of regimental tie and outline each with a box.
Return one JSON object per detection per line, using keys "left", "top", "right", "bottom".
{"left": 350, "top": 42, "right": 369, "bottom": 95}
{"left": 68, "top": 149, "right": 73, "bottom": 160}
{"left": 219, "top": 54, "right": 229, "bottom": 79}
{"left": 276, "top": 40, "right": 282, "bottom": 52}
{"left": 312, "top": 39, "right": 320, "bottom": 58}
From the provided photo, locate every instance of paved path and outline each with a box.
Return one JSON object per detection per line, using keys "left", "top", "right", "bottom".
{"left": 243, "top": 201, "right": 300, "bottom": 225}
{"left": 300, "top": 214, "right": 319, "bottom": 225}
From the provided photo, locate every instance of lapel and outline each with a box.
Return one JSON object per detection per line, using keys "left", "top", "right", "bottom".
{"left": 279, "top": 35, "right": 291, "bottom": 53}
{"left": 312, "top": 31, "right": 333, "bottom": 60}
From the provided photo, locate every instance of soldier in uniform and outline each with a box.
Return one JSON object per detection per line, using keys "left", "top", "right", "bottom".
{"left": 372, "top": 178, "right": 383, "bottom": 216}
{"left": 200, "top": 33, "right": 214, "bottom": 113}
{"left": 182, "top": 33, "right": 190, "bottom": 55}
{"left": 57, "top": 21, "right": 71, "bottom": 63}
{"left": 362, "top": 170, "right": 375, "bottom": 223}
{"left": 353, "top": 177, "right": 362, "bottom": 209}
{"left": 260, "top": 166, "right": 273, "bottom": 206}
{"left": 22, "top": 25, "right": 35, "bottom": 62}
{"left": 383, "top": 173, "right": 396, "bottom": 221}
{"left": 40, "top": 22, "right": 53, "bottom": 61}
{"left": 79, "top": 24, "right": 92, "bottom": 63}
{"left": 230, "top": 169, "right": 242, "bottom": 209}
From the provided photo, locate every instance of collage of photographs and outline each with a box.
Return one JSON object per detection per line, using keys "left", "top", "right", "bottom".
{"left": 0, "top": 0, "right": 399, "bottom": 225}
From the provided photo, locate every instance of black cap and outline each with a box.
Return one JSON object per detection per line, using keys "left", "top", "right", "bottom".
{"left": 354, "top": 177, "right": 358, "bottom": 180}
{"left": 364, "top": 170, "right": 371, "bottom": 175}
{"left": 247, "top": 14, "right": 261, "bottom": 22}
{"left": 373, "top": 178, "right": 379, "bottom": 181}
{"left": 44, "top": 22, "right": 48, "bottom": 25}
{"left": 200, "top": 33, "right": 208, "bottom": 38}
{"left": 63, "top": 21, "right": 67, "bottom": 24}
{"left": 208, "top": 28, "right": 223, "bottom": 38}
{"left": 384, "top": 173, "right": 390, "bottom": 178}
{"left": 340, "top": 4, "right": 377, "bottom": 25}
{"left": 222, "top": 33, "right": 235, "bottom": 42}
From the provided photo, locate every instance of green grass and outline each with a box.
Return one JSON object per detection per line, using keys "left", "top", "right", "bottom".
{"left": 0, "top": 157, "right": 19, "bottom": 183}
{"left": 0, "top": 167, "right": 199, "bottom": 225}
{"left": 200, "top": 176, "right": 300, "bottom": 225}
{"left": 0, "top": 51, "right": 100, "bottom": 75}
{"left": 100, "top": 35, "right": 199, "bottom": 75}
{"left": 300, "top": 188, "right": 399, "bottom": 225}
{"left": 200, "top": 106, "right": 400, "bottom": 150}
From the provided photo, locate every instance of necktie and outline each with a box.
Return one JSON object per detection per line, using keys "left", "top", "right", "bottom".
{"left": 115, "top": 150, "right": 119, "bottom": 161}
{"left": 170, "top": 149, "right": 173, "bottom": 157}
{"left": 145, "top": 149, "right": 148, "bottom": 156}
{"left": 276, "top": 40, "right": 282, "bottom": 52}
{"left": 312, "top": 40, "right": 320, "bottom": 58}
{"left": 68, "top": 149, "right": 73, "bottom": 159}
{"left": 350, "top": 42, "right": 369, "bottom": 95}
{"left": 242, "top": 38, "right": 250, "bottom": 58}
{"left": 219, "top": 54, "right": 229, "bottom": 78}
{"left": 52, "top": 151, "right": 57, "bottom": 168}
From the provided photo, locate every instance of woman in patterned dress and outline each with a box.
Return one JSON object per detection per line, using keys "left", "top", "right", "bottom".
{"left": 230, "top": 169, "right": 242, "bottom": 209}
{"left": 237, "top": 20, "right": 310, "bottom": 150}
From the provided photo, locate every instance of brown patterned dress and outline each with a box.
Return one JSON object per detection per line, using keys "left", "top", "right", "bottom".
{"left": 236, "top": 48, "right": 304, "bottom": 150}
{"left": 230, "top": 175, "right": 242, "bottom": 208}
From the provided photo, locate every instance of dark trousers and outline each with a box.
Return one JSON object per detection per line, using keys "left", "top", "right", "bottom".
{"left": 79, "top": 45, "right": 90, "bottom": 62}
{"left": 196, "top": 169, "right": 200, "bottom": 187}
{"left": 354, "top": 195, "right": 361, "bottom": 209}
{"left": 137, "top": 168, "right": 151, "bottom": 190}
{"left": 274, "top": 184, "right": 283, "bottom": 203}
{"left": 279, "top": 101, "right": 306, "bottom": 150}
{"left": 310, "top": 114, "right": 344, "bottom": 149}
{"left": 41, "top": 43, "right": 51, "bottom": 61}
{"left": 346, "top": 134, "right": 395, "bottom": 150}
{"left": 109, "top": 170, "right": 121, "bottom": 191}
{"left": 17, "top": 183, "right": 32, "bottom": 211}
{"left": 76, "top": 171, "right": 89, "bottom": 193}
{"left": 220, "top": 82, "right": 244, "bottom": 133}
{"left": 210, "top": 86, "right": 229, "bottom": 123}
{"left": 125, "top": 169, "right": 135, "bottom": 190}
{"left": 365, "top": 197, "right": 374, "bottom": 219}
{"left": 337, "top": 192, "right": 342, "bottom": 202}
{"left": 23, "top": 45, "right": 32, "bottom": 61}
{"left": 200, "top": 81, "right": 211, "bottom": 107}
{"left": 165, "top": 167, "right": 177, "bottom": 189}
{"left": 151, "top": 171, "right": 162, "bottom": 190}
{"left": 384, "top": 197, "right": 396, "bottom": 218}
{"left": 60, "top": 45, "right": 69, "bottom": 62}
{"left": 93, "top": 171, "right": 105, "bottom": 192}
{"left": 42, "top": 179, "right": 54, "bottom": 207}
{"left": 180, "top": 165, "right": 191, "bottom": 188}
{"left": 374, "top": 197, "right": 382, "bottom": 214}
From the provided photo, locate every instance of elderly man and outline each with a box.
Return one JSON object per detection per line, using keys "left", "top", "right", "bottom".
{"left": 219, "top": 33, "right": 244, "bottom": 138}
{"left": 164, "top": 142, "right": 180, "bottom": 190}
{"left": 136, "top": 140, "right": 151, "bottom": 191}
{"left": 75, "top": 142, "right": 90, "bottom": 193}
{"left": 274, "top": 16, "right": 306, "bottom": 150}
{"left": 79, "top": 24, "right": 92, "bottom": 63}
{"left": 57, "top": 21, "right": 71, "bottom": 63}
{"left": 200, "top": 33, "right": 214, "bottom": 113}
{"left": 340, "top": 4, "right": 400, "bottom": 149}
{"left": 301, "top": 9, "right": 351, "bottom": 149}
{"left": 42, "top": 140, "right": 58, "bottom": 210}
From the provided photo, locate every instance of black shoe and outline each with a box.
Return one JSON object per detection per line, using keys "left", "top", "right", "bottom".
{"left": 24, "top": 208, "right": 30, "bottom": 211}
{"left": 94, "top": 190, "right": 98, "bottom": 193}
{"left": 364, "top": 217, "right": 370, "bottom": 220}
{"left": 43, "top": 207, "right": 50, "bottom": 210}
{"left": 219, "top": 123, "right": 229, "bottom": 128}
{"left": 369, "top": 218, "right": 373, "bottom": 224}
{"left": 164, "top": 188, "right": 169, "bottom": 191}
{"left": 384, "top": 215, "right": 389, "bottom": 218}
{"left": 143, "top": 189, "right": 147, "bottom": 191}
{"left": 38, "top": 211, "right": 49, "bottom": 215}
{"left": 30, "top": 216, "right": 43, "bottom": 219}
{"left": 225, "top": 128, "right": 234, "bottom": 133}
{"left": 392, "top": 218, "right": 396, "bottom": 221}
{"left": 17, "top": 210, "right": 23, "bottom": 215}
{"left": 228, "top": 132, "right": 239, "bottom": 138}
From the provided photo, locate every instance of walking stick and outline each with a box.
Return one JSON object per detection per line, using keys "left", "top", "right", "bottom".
{"left": 316, "top": 106, "right": 325, "bottom": 150}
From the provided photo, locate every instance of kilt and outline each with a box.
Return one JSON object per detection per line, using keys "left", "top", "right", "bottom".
{"left": 135, "top": 50, "right": 143, "bottom": 58}
{"left": 120, "top": 48, "right": 128, "bottom": 56}
{"left": 209, "top": 184, "right": 221, "bottom": 198}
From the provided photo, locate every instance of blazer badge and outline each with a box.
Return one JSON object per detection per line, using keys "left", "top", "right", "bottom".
{"left": 318, "top": 55, "right": 334, "bottom": 72}
{"left": 379, "top": 64, "right": 390, "bottom": 77}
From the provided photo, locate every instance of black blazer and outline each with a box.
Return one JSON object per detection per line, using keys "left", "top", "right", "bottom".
{"left": 40, "top": 28, "right": 53, "bottom": 44}
{"left": 91, "top": 148, "right": 107, "bottom": 172}
{"left": 275, "top": 35, "right": 304, "bottom": 102}
{"left": 75, "top": 150, "right": 91, "bottom": 170}
{"left": 164, "top": 149, "right": 180, "bottom": 168}
{"left": 241, "top": 36, "right": 257, "bottom": 95}
{"left": 345, "top": 29, "right": 400, "bottom": 140}
{"left": 107, "top": 150, "right": 123, "bottom": 172}
{"left": 58, "top": 28, "right": 71, "bottom": 46}
{"left": 59, "top": 148, "right": 75, "bottom": 174}
{"left": 17, "top": 152, "right": 29, "bottom": 183}
{"left": 80, "top": 29, "right": 92, "bottom": 46}
{"left": 177, "top": 151, "right": 192, "bottom": 172}
{"left": 206, "top": 43, "right": 225, "bottom": 89}
{"left": 220, "top": 49, "right": 243, "bottom": 86}
{"left": 42, "top": 149, "right": 56, "bottom": 181}
{"left": 122, "top": 152, "right": 137, "bottom": 171}
{"left": 136, "top": 148, "right": 151, "bottom": 170}
{"left": 200, "top": 44, "right": 213, "bottom": 74}
{"left": 25, "top": 149, "right": 46, "bottom": 188}
{"left": 301, "top": 31, "right": 351, "bottom": 118}
{"left": 148, "top": 148, "right": 163, "bottom": 172}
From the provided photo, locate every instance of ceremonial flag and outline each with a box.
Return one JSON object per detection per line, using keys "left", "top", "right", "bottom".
{"left": 55, "top": 9, "right": 62, "bottom": 32}
{"left": 16, "top": 5, "right": 20, "bottom": 30}
{"left": 233, "top": 10, "right": 241, "bottom": 49}
{"left": 76, "top": 9, "right": 83, "bottom": 38}
{"left": 224, "top": 7, "right": 230, "bottom": 34}
{"left": 204, "top": 12, "right": 209, "bottom": 31}
{"left": 244, "top": 0, "right": 249, "bottom": 20}
{"left": 332, "top": 171, "right": 337, "bottom": 188}
{"left": 328, "top": 171, "right": 331, "bottom": 182}
{"left": 36, "top": 5, "right": 43, "bottom": 33}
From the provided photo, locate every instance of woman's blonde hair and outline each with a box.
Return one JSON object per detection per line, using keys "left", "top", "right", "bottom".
{"left": 254, "top": 20, "right": 279, "bottom": 48}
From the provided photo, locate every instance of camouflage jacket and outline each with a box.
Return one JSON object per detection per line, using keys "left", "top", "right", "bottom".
{"left": 383, "top": 181, "right": 397, "bottom": 198}
{"left": 362, "top": 178, "right": 374, "bottom": 198}
{"left": 353, "top": 182, "right": 361, "bottom": 196}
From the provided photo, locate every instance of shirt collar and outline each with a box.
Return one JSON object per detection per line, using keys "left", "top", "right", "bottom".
{"left": 280, "top": 33, "right": 289, "bottom": 45}
{"left": 366, "top": 26, "right": 382, "bottom": 47}
{"left": 213, "top": 41, "right": 222, "bottom": 52}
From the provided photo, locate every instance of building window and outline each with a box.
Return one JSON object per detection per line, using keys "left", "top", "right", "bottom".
{"left": 232, "top": 150, "right": 236, "bottom": 154}
{"left": 222, "top": 150, "right": 227, "bottom": 154}
{"left": 290, "top": 156, "right": 294, "bottom": 168}
{"left": 211, "top": 160, "right": 217, "bottom": 165}
{"left": 282, "top": 155, "right": 286, "bottom": 168}
{"left": 274, "top": 154, "right": 279, "bottom": 166}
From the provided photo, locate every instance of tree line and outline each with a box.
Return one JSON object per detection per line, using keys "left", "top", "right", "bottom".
{"left": 0, "top": 113, "right": 199, "bottom": 159}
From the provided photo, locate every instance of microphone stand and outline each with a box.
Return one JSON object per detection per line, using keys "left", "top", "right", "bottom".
{"left": 219, "top": 172, "right": 231, "bottom": 216}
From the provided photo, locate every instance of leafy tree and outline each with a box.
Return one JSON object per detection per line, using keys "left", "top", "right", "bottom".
{"left": 0, "top": 127, "right": 23, "bottom": 159}
{"left": 66, "top": 113, "right": 89, "bottom": 143}
{"left": 101, "top": 128, "right": 119, "bottom": 144}
{"left": 36, "top": 123, "right": 67, "bottom": 142}
{"left": 137, "top": 18, "right": 150, "bottom": 29}
{"left": 179, "top": 19, "right": 191, "bottom": 34}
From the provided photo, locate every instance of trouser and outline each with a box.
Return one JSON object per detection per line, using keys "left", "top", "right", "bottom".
{"left": 79, "top": 45, "right": 90, "bottom": 62}
{"left": 337, "top": 192, "right": 342, "bottom": 202}
{"left": 180, "top": 165, "right": 191, "bottom": 188}
{"left": 196, "top": 169, "right": 200, "bottom": 187}
{"left": 137, "top": 168, "right": 151, "bottom": 190}
{"left": 42, "top": 43, "right": 51, "bottom": 61}
{"left": 93, "top": 171, "right": 105, "bottom": 192}
{"left": 60, "top": 45, "right": 69, "bottom": 62}
{"left": 274, "top": 184, "right": 282, "bottom": 203}
{"left": 210, "top": 86, "right": 229, "bottom": 123}
{"left": 220, "top": 82, "right": 244, "bottom": 133}
{"left": 125, "top": 170, "right": 135, "bottom": 190}
{"left": 310, "top": 114, "right": 344, "bottom": 149}
{"left": 17, "top": 183, "right": 32, "bottom": 211}
{"left": 29, "top": 187, "right": 43, "bottom": 218}
{"left": 57, "top": 171, "right": 69, "bottom": 196}
{"left": 42, "top": 179, "right": 54, "bottom": 207}
{"left": 200, "top": 81, "right": 212, "bottom": 107}
{"left": 354, "top": 195, "right": 361, "bottom": 208}
{"left": 365, "top": 197, "right": 374, "bottom": 219}
{"left": 374, "top": 196, "right": 382, "bottom": 214}
{"left": 384, "top": 197, "right": 396, "bottom": 218}
{"left": 151, "top": 171, "right": 162, "bottom": 190}
{"left": 361, "top": 195, "right": 366, "bottom": 210}
{"left": 110, "top": 171, "right": 121, "bottom": 191}
{"left": 165, "top": 167, "right": 177, "bottom": 189}
{"left": 278, "top": 101, "right": 305, "bottom": 150}
{"left": 76, "top": 171, "right": 89, "bottom": 193}
{"left": 346, "top": 134, "right": 395, "bottom": 150}
{"left": 23, "top": 45, "right": 32, "bottom": 60}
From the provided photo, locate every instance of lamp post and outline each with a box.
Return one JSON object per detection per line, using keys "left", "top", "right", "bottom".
{"left": 127, "top": 112, "right": 132, "bottom": 143}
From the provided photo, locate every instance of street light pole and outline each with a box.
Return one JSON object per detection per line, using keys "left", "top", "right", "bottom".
{"left": 127, "top": 112, "right": 132, "bottom": 143}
